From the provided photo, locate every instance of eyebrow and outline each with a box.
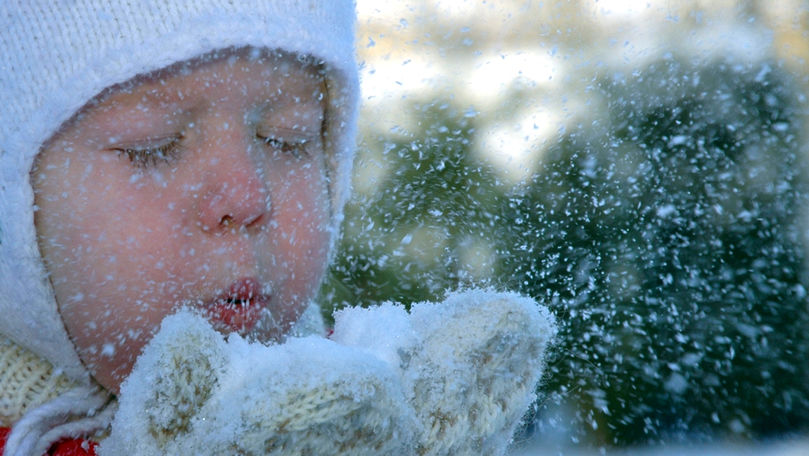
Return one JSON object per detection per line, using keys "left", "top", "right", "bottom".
{"left": 264, "top": 96, "right": 325, "bottom": 114}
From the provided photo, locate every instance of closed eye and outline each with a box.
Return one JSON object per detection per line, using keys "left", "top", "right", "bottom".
{"left": 257, "top": 133, "right": 312, "bottom": 159}
{"left": 112, "top": 135, "right": 183, "bottom": 168}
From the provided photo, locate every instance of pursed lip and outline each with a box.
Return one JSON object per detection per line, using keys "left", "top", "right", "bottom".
{"left": 203, "top": 277, "right": 270, "bottom": 334}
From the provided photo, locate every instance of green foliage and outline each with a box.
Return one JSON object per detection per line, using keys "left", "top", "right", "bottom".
{"left": 505, "top": 58, "right": 809, "bottom": 445}
{"left": 321, "top": 57, "right": 809, "bottom": 446}
{"left": 322, "top": 100, "right": 503, "bottom": 310}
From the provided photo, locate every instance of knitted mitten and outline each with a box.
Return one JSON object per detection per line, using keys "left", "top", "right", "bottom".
{"left": 332, "top": 289, "right": 555, "bottom": 456}
{"left": 100, "top": 310, "right": 417, "bottom": 456}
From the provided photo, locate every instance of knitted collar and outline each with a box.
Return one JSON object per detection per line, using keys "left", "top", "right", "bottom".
{"left": 0, "top": 337, "right": 117, "bottom": 455}
{"left": 0, "top": 336, "right": 76, "bottom": 426}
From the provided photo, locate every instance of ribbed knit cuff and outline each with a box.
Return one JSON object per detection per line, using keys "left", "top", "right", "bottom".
{"left": 0, "top": 337, "right": 77, "bottom": 425}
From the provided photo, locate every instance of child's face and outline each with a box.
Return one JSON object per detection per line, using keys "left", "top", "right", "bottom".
{"left": 32, "top": 49, "right": 332, "bottom": 392}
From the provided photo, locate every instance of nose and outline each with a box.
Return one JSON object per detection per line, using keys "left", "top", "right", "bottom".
{"left": 196, "top": 130, "right": 270, "bottom": 232}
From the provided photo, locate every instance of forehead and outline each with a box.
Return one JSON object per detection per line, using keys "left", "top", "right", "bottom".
{"left": 82, "top": 48, "right": 327, "bottom": 120}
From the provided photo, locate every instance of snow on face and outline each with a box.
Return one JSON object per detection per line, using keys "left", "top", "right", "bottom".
{"left": 32, "top": 48, "right": 332, "bottom": 392}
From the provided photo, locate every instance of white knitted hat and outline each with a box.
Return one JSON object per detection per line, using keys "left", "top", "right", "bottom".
{"left": 0, "top": 0, "right": 358, "bottom": 384}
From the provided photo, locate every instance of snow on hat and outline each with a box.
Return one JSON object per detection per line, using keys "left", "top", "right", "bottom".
{"left": 0, "top": 0, "right": 358, "bottom": 384}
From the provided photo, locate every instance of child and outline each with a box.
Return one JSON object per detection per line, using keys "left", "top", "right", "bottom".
{"left": 0, "top": 1, "right": 554, "bottom": 455}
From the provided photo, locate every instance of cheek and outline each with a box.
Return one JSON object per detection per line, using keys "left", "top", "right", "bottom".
{"left": 276, "top": 168, "right": 331, "bottom": 256}
{"left": 270, "top": 165, "right": 332, "bottom": 291}
{"left": 39, "top": 173, "right": 204, "bottom": 391}
{"left": 38, "top": 170, "right": 180, "bottom": 310}
{"left": 48, "top": 178, "right": 182, "bottom": 286}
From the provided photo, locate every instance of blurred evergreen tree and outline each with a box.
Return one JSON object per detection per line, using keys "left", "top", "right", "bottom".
{"left": 321, "top": 56, "right": 809, "bottom": 447}
{"left": 322, "top": 100, "right": 503, "bottom": 310}
{"left": 505, "top": 57, "right": 809, "bottom": 445}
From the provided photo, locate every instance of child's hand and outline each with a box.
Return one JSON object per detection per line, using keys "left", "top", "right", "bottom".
{"left": 99, "top": 310, "right": 418, "bottom": 456}
{"left": 332, "top": 289, "right": 556, "bottom": 455}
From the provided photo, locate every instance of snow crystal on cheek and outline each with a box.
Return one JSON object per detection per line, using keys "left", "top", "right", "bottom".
{"left": 101, "top": 343, "right": 116, "bottom": 357}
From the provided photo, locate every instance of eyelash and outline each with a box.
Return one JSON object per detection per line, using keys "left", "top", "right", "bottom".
{"left": 114, "top": 140, "right": 182, "bottom": 169}
{"left": 114, "top": 131, "right": 313, "bottom": 169}
{"left": 257, "top": 134, "right": 311, "bottom": 160}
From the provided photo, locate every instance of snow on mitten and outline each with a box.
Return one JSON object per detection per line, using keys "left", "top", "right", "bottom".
{"left": 100, "top": 309, "right": 226, "bottom": 454}
{"left": 332, "top": 289, "right": 556, "bottom": 456}
{"left": 100, "top": 309, "right": 418, "bottom": 456}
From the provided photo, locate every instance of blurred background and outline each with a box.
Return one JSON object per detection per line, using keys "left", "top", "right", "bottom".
{"left": 319, "top": 0, "right": 809, "bottom": 453}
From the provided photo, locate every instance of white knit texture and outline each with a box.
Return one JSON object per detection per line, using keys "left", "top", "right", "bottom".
{"left": 0, "top": 337, "right": 76, "bottom": 426}
{"left": 0, "top": 336, "right": 117, "bottom": 456}
{"left": 102, "top": 290, "right": 556, "bottom": 455}
{"left": 333, "top": 289, "right": 557, "bottom": 455}
{"left": 101, "top": 309, "right": 418, "bottom": 456}
{"left": 0, "top": 0, "right": 358, "bottom": 383}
